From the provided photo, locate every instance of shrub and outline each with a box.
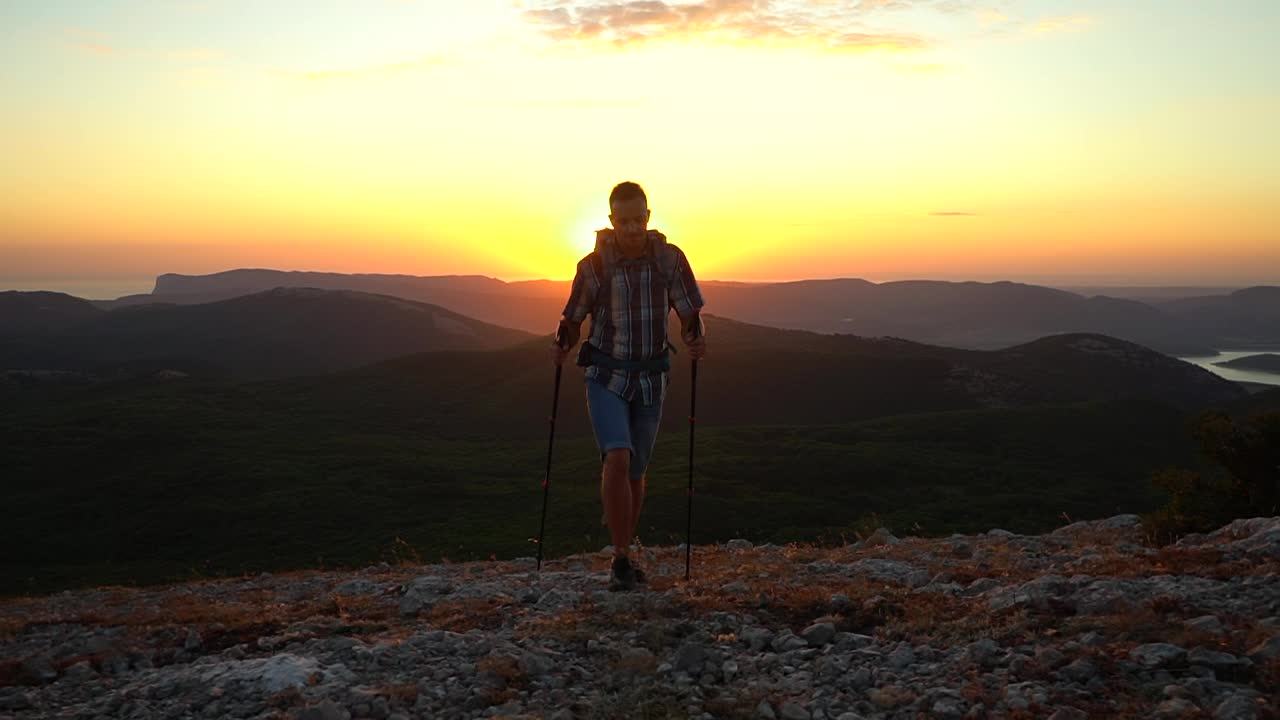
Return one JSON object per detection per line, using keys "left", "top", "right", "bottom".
{"left": 1144, "top": 411, "right": 1280, "bottom": 543}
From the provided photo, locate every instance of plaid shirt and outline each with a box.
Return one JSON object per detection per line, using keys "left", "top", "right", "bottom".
{"left": 562, "top": 229, "right": 704, "bottom": 406}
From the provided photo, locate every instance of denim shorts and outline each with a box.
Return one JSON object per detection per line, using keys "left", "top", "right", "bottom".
{"left": 585, "top": 377, "right": 665, "bottom": 481}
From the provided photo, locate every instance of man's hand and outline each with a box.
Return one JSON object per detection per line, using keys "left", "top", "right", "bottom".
{"left": 550, "top": 340, "right": 571, "bottom": 367}
{"left": 681, "top": 314, "right": 707, "bottom": 361}
{"left": 550, "top": 319, "right": 580, "bottom": 366}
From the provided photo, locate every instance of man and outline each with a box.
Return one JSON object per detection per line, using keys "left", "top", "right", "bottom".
{"left": 551, "top": 181, "right": 707, "bottom": 591}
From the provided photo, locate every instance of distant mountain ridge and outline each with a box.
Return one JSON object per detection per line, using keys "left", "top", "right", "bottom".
{"left": 153, "top": 268, "right": 508, "bottom": 297}
{"left": 1158, "top": 286, "right": 1280, "bottom": 348}
{"left": 0, "top": 287, "right": 535, "bottom": 378}
{"left": 0, "top": 286, "right": 1246, "bottom": 417}
{"left": 1216, "top": 353, "right": 1280, "bottom": 375}
{"left": 350, "top": 317, "right": 1245, "bottom": 440}
{"left": 112, "top": 268, "right": 1280, "bottom": 354}
{"left": 0, "top": 291, "right": 103, "bottom": 333}
{"left": 3, "top": 284, "right": 1249, "bottom": 410}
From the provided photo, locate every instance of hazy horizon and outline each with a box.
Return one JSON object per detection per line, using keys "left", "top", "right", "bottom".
{"left": 2, "top": 269, "right": 1277, "bottom": 302}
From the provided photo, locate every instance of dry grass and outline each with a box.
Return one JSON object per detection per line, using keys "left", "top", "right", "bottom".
{"left": 423, "top": 598, "right": 510, "bottom": 634}
{"left": 513, "top": 604, "right": 601, "bottom": 645}
{"left": 330, "top": 592, "right": 397, "bottom": 625}
{"left": 476, "top": 653, "right": 526, "bottom": 685}
{"left": 610, "top": 649, "right": 658, "bottom": 676}
{"left": 4, "top": 527, "right": 1277, "bottom": 713}
{"left": 368, "top": 681, "right": 419, "bottom": 703}
{"left": 265, "top": 686, "right": 304, "bottom": 708}
{"left": 0, "top": 659, "right": 25, "bottom": 687}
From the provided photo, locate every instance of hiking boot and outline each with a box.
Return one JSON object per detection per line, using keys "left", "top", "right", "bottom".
{"left": 608, "top": 555, "right": 638, "bottom": 592}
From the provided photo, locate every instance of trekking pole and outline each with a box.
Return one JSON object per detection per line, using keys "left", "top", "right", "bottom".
{"left": 535, "top": 326, "right": 568, "bottom": 573}
{"left": 684, "top": 320, "right": 702, "bottom": 581}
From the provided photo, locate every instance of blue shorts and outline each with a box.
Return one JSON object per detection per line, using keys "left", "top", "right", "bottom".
{"left": 585, "top": 377, "right": 665, "bottom": 481}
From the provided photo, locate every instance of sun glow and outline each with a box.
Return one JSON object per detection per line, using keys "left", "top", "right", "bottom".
{"left": 1, "top": 2, "right": 1277, "bottom": 287}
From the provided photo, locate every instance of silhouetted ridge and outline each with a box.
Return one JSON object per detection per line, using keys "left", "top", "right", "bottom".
{"left": 1216, "top": 353, "right": 1280, "bottom": 374}
{"left": 973, "top": 333, "right": 1242, "bottom": 408}
{"left": 152, "top": 269, "right": 507, "bottom": 298}
{"left": 0, "top": 291, "right": 104, "bottom": 333}
{"left": 1158, "top": 285, "right": 1280, "bottom": 347}
{"left": 1, "top": 287, "right": 535, "bottom": 378}
{"left": 93, "top": 269, "right": 1280, "bottom": 352}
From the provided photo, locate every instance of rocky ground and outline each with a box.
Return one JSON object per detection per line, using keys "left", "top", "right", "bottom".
{"left": 2, "top": 516, "right": 1278, "bottom": 720}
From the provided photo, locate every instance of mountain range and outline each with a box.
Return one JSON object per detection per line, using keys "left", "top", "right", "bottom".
{"left": 0, "top": 287, "right": 1247, "bottom": 411}
{"left": 86, "top": 269, "right": 1280, "bottom": 354}
{"left": 0, "top": 288, "right": 533, "bottom": 378}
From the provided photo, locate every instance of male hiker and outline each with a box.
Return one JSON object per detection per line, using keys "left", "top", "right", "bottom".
{"left": 551, "top": 181, "right": 707, "bottom": 591}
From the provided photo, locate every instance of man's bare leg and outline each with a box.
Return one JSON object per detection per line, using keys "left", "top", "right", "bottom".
{"left": 628, "top": 473, "right": 646, "bottom": 550}
{"left": 601, "top": 449, "right": 632, "bottom": 557}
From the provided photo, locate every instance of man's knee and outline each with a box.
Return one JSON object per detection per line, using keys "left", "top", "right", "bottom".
{"left": 603, "top": 448, "right": 630, "bottom": 475}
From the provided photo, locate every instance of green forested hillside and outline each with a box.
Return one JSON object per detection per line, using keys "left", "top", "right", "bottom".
{"left": 0, "top": 371, "right": 1213, "bottom": 596}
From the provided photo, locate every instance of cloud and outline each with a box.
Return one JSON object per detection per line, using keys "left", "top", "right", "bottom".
{"left": 930, "top": 211, "right": 976, "bottom": 216}
{"left": 965, "top": 7, "right": 1096, "bottom": 41}
{"left": 63, "top": 28, "right": 116, "bottom": 55}
{"left": 75, "top": 41, "right": 117, "bottom": 56}
{"left": 63, "top": 28, "right": 222, "bottom": 63}
{"left": 518, "top": 0, "right": 942, "bottom": 52}
{"left": 976, "top": 7, "right": 1008, "bottom": 26}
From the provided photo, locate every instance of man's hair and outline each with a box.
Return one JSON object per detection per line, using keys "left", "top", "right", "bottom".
{"left": 609, "top": 181, "right": 647, "bottom": 208}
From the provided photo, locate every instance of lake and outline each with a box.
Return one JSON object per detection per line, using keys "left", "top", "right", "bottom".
{"left": 1178, "top": 350, "right": 1280, "bottom": 388}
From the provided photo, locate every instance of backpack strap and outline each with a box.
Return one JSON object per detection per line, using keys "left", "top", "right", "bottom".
{"left": 577, "top": 229, "right": 679, "bottom": 368}
{"left": 590, "top": 229, "right": 674, "bottom": 313}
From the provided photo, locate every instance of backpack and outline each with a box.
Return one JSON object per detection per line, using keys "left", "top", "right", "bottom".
{"left": 588, "top": 228, "right": 678, "bottom": 310}
{"left": 575, "top": 228, "right": 679, "bottom": 372}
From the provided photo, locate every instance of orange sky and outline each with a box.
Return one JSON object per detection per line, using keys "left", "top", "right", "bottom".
{"left": 2, "top": 0, "right": 1277, "bottom": 294}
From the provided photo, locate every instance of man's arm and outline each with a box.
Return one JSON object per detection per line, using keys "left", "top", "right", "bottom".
{"left": 666, "top": 244, "right": 706, "bottom": 359}
{"left": 551, "top": 317, "right": 583, "bottom": 366}
{"left": 678, "top": 310, "right": 703, "bottom": 337}
{"left": 677, "top": 311, "right": 706, "bottom": 360}
{"left": 551, "top": 258, "right": 595, "bottom": 365}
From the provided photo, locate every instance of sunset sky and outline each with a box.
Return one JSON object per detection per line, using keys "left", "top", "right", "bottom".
{"left": 2, "top": 0, "right": 1277, "bottom": 297}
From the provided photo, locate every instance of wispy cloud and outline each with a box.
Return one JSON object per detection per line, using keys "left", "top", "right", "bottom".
{"left": 966, "top": 3, "right": 1098, "bottom": 39}
{"left": 63, "top": 28, "right": 116, "bottom": 56}
{"left": 976, "top": 7, "right": 1009, "bottom": 26}
{"left": 63, "top": 28, "right": 222, "bottom": 63}
{"left": 518, "top": 0, "right": 943, "bottom": 52}
{"left": 76, "top": 41, "right": 117, "bottom": 56}
{"left": 930, "top": 211, "right": 977, "bottom": 216}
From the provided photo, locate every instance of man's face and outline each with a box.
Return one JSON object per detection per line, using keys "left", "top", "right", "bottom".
{"left": 608, "top": 196, "right": 651, "bottom": 248}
